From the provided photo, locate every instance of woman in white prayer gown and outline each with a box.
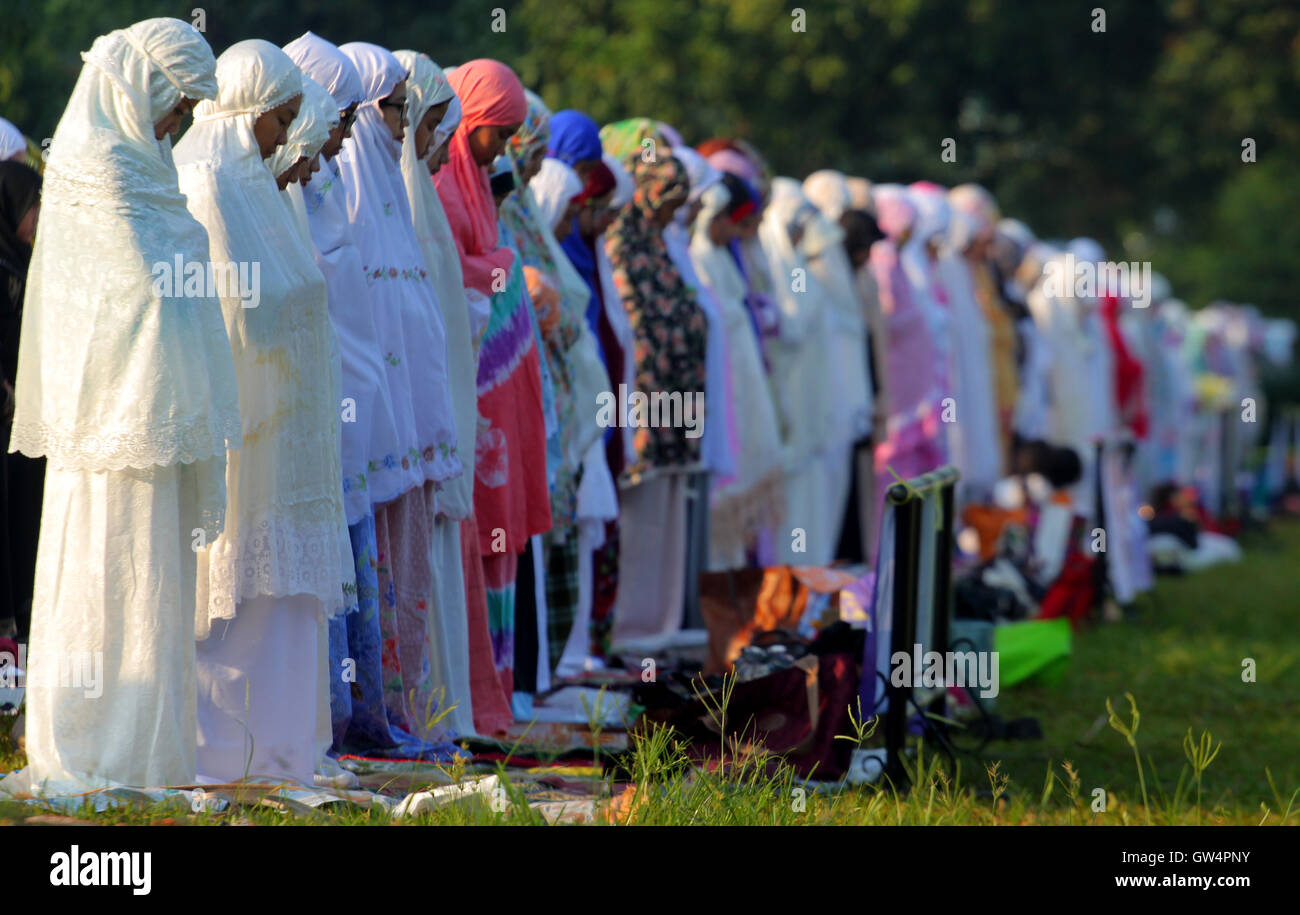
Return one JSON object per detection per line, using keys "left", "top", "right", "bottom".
{"left": 759, "top": 178, "right": 839, "bottom": 565}
{"left": 269, "top": 77, "right": 365, "bottom": 785}
{"left": 336, "top": 42, "right": 462, "bottom": 750}
{"left": 935, "top": 203, "right": 1003, "bottom": 500}
{"left": 393, "top": 49, "right": 478, "bottom": 737}
{"left": 4, "top": 18, "right": 239, "bottom": 795}
{"left": 1028, "top": 250, "right": 1108, "bottom": 518}
{"left": 690, "top": 178, "right": 785, "bottom": 569}
{"left": 801, "top": 193, "right": 873, "bottom": 541}
{"left": 175, "top": 40, "right": 351, "bottom": 785}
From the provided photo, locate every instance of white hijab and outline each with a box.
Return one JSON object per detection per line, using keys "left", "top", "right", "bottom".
{"left": 175, "top": 39, "right": 351, "bottom": 636}
{"left": 270, "top": 75, "right": 334, "bottom": 188}
{"left": 802, "top": 188, "right": 872, "bottom": 444}
{"left": 283, "top": 31, "right": 364, "bottom": 111}
{"left": 758, "top": 177, "right": 836, "bottom": 466}
{"left": 393, "top": 47, "right": 478, "bottom": 521}
{"left": 530, "top": 157, "right": 582, "bottom": 232}
{"left": 0, "top": 118, "right": 24, "bottom": 161}
{"left": 689, "top": 181, "right": 784, "bottom": 504}
{"left": 673, "top": 146, "right": 721, "bottom": 206}
{"left": 275, "top": 76, "right": 335, "bottom": 250}
{"left": 10, "top": 18, "right": 240, "bottom": 497}
{"left": 803, "top": 169, "right": 851, "bottom": 222}
{"left": 288, "top": 33, "right": 405, "bottom": 517}
{"left": 338, "top": 42, "right": 462, "bottom": 494}
{"left": 518, "top": 151, "right": 611, "bottom": 489}
{"left": 933, "top": 201, "right": 1002, "bottom": 494}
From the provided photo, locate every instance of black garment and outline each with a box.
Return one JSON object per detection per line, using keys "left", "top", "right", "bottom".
{"left": 681, "top": 471, "right": 709, "bottom": 629}
{"left": 513, "top": 538, "right": 538, "bottom": 696}
{"left": 1148, "top": 512, "right": 1199, "bottom": 550}
{"left": 0, "top": 161, "right": 41, "bottom": 386}
{"left": 833, "top": 438, "right": 871, "bottom": 563}
{"left": 0, "top": 161, "right": 41, "bottom": 639}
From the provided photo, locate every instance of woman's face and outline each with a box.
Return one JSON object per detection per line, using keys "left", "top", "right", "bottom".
{"left": 469, "top": 123, "right": 520, "bottom": 167}
{"left": 553, "top": 198, "right": 583, "bottom": 241}
{"left": 323, "top": 102, "right": 360, "bottom": 159}
{"left": 577, "top": 192, "right": 614, "bottom": 239}
{"left": 276, "top": 155, "right": 306, "bottom": 190}
{"left": 426, "top": 139, "right": 451, "bottom": 175}
{"left": 413, "top": 100, "right": 450, "bottom": 160}
{"left": 153, "top": 96, "right": 197, "bottom": 140}
{"left": 253, "top": 95, "right": 301, "bottom": 159}
{"left": 573, "top": 158, "right": 600, "bottom": 182}
{"left": 707, "top": 211, "right": 733, "bottom": 247}
{"left": 737, "top": 210, "right": 761, "bottom": 239}
{"left": 519, "top": 146, "right": 546, "bottom": 187}
{"left": 654, "top": 197, "right": 685, "bottom": 228}
{"left": 380, "top": 79, "right": 409, "bottom": 142}
{"left": 16, "top": 201, "right": 39, "bottom": 244}
{"left": 965, "top": 228, "right": 993, "bottom": 261}
{"left": 299, "top": 152, "right": 322, "bottom": 186}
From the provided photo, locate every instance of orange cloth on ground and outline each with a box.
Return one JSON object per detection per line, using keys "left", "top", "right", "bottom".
{"left": 962, "top": 504, "right": 1030, "bottom": 560}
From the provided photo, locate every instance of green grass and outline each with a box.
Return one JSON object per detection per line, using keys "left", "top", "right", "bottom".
{"left": 988, "top": 519, "right": 1300, "bottom": 822}
{"left": 0, "top": 521, "right": 1296, "bottom": 825}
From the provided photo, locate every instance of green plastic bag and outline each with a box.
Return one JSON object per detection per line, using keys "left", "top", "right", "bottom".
{"left": 994, "top": 618, "right": 1072, "bottom": 689}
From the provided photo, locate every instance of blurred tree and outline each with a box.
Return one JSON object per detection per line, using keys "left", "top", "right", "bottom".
{"left": 0, "top": 0, "right": 1295, "bottom": 315}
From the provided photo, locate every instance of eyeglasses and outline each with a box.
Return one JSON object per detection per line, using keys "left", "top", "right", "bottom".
{"left": 379, "top": 97, "right": 408, "bottom": 119}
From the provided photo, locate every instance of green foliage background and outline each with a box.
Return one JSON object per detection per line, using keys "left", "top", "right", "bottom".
{"left": 2, "top": 0, "right": 1296, "bottom": 315}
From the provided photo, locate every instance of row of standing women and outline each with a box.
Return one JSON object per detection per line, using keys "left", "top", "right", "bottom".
{"left": 3, "top": 16, "right": 1272, "bottom": 794}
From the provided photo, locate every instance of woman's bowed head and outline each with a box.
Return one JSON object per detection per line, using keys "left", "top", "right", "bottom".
{"left": 154, "top": 97, "right": 198, "bottom": 140}
{"left": 254, "top": 94, "right": 302, "bottom": 159}
{"left": 451, "top": 59, "right": 525, "bottom": 166}
{"left": 412, "top": 97, "right": 450, "bottom": 161}
{"left": 379, "top": 79, "right": 409, "bottom": 142}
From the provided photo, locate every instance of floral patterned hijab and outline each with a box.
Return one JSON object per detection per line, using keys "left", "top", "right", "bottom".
{"left": 629, "top": 154, "right": 690, "bottom": 218}
{"left": 604, "top": 153, "right": 707, "bottom": 478}
{"left": 506, "top": 88, "right": 551, "bottom": 175}
{"left": 599, "top": 117, "right": 668, "bottom": 169}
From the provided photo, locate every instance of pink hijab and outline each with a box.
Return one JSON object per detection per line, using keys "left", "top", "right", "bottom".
{"left": 433, "top": 59, "right": 526, "bottom": 295}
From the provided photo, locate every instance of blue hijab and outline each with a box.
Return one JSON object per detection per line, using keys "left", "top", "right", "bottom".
{"left": 559, "top": 221, "right": 604, "bottom": 356}
{"left": 547, "top": 110, "right": 602, "bottom": 167}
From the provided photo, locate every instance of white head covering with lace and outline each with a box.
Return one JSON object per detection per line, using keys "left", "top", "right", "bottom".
{"left": 288, "top": 33, "right": 406, "bottom": 516}
{"left": 174, "top": 39, "right": 352, "bottom": 637}
{"left": 337, "top": 42, "right": 462, "bottom": 494}
{"left": 393, "top": 48, "right": 478, "bottom": 520}
{"left": 270, "top": 75, "right": 335, "bottom": 188}
{"left": 10, "top": 18, "right": 240, "bottom": 499}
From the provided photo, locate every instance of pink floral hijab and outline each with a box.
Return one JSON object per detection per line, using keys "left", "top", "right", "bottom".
{"left": 433, "top": 59, "right": 526, "bottom": 295}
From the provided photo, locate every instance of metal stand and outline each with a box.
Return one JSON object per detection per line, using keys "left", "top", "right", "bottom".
{"left": 882, "top": 465, "right": 960, "bottom": 788}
